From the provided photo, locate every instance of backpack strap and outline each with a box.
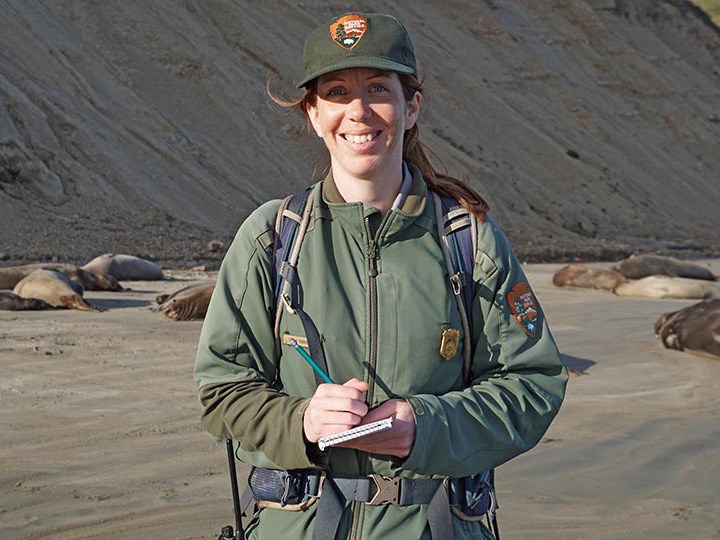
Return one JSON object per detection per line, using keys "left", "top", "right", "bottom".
{"left": 432, "top": 192, "right": 475, "bottom": 386}
{"left": 433, "top": 192, "right": 500, "bottom": 538}
{"left": 271, "top": 188, "right": 330, "bottom": 387}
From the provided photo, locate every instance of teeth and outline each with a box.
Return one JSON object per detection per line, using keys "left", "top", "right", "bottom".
{"left": 345, "top": 133, "right": 374, "bottom": 144}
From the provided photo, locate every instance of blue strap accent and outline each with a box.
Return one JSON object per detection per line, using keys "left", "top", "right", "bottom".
{"left": 438, "top": 195, "right": 499, "bottom": 537}
{"left": 273, "top": 189, "right": 311, "bottom": 303}
{"left": 438, "top": 195, "right": 475, "bottom": 330}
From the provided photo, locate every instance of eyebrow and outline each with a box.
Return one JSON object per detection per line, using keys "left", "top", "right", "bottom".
{"left": 318, "top": 71, "right": 392, "bottom": 85}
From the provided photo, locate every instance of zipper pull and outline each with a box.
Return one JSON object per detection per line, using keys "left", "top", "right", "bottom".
{"left": 368, "top": 241, "right": 379, "bottom": 277}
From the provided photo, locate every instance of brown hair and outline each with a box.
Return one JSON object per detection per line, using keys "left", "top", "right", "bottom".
{"left": 268, "top": 75, "right": 489, "bottom": 218}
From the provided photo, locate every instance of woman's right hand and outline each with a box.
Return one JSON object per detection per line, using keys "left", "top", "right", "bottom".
{"left": 303, "top": 378, "right": 369, "bottom": 443}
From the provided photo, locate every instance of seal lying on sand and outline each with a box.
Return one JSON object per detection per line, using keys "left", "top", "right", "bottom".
{"left": 0, "top": 263, "right": 122, "bottom": 291}
{"left": 155, "top": 283, "right": 214, "bottom": 321}
{"left": 13, "top": 269, "right": 103, "bottom": 312}
{"left": 0, "top": 291, "right": 53, "bottom": 310}
{"left": 552, "top": 264, "right": 626, "bottom": 290}
{"left": 83, "top": 254, "right": 164, "bottom": 281}
{"left": 654, "top": 299, "right": 720, "bottom": 360}
{"left": 612, "top": 255, "right": 716, "bottom": 281}
{"left": 613, "top": 276, "right": 720, "bottom": 300}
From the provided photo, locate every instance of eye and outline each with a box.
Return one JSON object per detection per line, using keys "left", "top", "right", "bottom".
{"left": 370, "top": 83, "right": 389, "bottom": 93}
{"left": 325, "top": 86, "right": 347, "bottom": 97}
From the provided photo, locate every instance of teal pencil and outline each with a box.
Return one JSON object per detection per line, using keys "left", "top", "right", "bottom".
{"left": 288, "top": 338, "right": 334, "bottom": 384}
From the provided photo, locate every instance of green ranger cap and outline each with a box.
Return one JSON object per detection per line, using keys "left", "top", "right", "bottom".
{"left": 297, "top": 12, "right": 417, "bottom": 88}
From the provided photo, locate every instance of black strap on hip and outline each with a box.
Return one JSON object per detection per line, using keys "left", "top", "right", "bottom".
{"left": 311, "top": 475, "right": 452, "bottom": 540}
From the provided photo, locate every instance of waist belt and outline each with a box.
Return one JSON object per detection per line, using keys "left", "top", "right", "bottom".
{"left": 243, "top": 468, "right": 465, "bottom": 540}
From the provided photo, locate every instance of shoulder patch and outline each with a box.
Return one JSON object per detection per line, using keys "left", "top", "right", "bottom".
{"left": 507, "top": 282, "right": 539, "bottom": 338}
{"left": 329, "top": 14, "right": 368, "bottom": 50}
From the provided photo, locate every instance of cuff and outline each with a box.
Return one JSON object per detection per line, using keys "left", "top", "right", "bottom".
{"left": 401, "top": 396, "right": 430, "bottom": 472}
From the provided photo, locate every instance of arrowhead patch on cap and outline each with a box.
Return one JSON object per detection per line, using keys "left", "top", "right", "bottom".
{"left": 507, "top": 281, "right": 539, "bottom": 338}
{"left": 329, "top": 14, "right": 368, "bottom": 50}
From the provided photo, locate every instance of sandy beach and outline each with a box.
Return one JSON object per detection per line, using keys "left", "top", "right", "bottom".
{"left": 1, "top": 261, "right": 719, "bottom": 540}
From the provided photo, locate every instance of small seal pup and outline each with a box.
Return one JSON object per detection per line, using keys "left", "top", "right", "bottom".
{"left": 0, "top": 263, "right": 122, "bottom": 292}
{"left": 155, "top": 283, "right": 215, "bottom": 321}
{"left": 552, "top": 264, "right": 626, "bottom": 290}
{"left": 13, "top": 269, "right": 103, "bottom": 312}
{"left": 82, "top": 254, "right": 164, "bottom": 281}
{"left": 0, "top": 291, "right": 53, "bottom": 311}
{"left": 613, "top": 276, "right": 720, "bottom": 300}
{"left": 654, "top": 299, "right": 720, "bottom": 360}
{"left": 611, "top": 255, "right": 716, "bottom": 281}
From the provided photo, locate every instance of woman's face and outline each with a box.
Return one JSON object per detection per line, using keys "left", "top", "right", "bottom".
{"left": 306, "top": 68, "right": 421, "bottom": 182}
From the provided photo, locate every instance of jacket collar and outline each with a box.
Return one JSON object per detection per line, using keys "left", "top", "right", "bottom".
{"left": 320, "top": 162, "right": 427, "bottom": 217}
{"left": 314, "top": 162, "right": 431, "bottom": 241}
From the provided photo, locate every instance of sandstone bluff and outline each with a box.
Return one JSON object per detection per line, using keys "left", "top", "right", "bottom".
{"left": 1, "top": 1, "right": 719, "bottom": 265}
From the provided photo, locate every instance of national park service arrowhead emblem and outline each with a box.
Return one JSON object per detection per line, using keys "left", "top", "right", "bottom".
{"left": 507, "top": 282, "right": 539, "bottom": 338}
{"left": 329, "top": 14, "right": 368, "bottom": 50}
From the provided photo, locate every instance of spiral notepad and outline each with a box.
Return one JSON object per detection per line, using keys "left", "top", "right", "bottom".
{"left": 318, "top": 417, "right": 393, "bottom": 451}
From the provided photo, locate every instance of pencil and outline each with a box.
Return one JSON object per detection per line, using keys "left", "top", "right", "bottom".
{"left": 288, "top": 338, "right": 334, "bottom": 384}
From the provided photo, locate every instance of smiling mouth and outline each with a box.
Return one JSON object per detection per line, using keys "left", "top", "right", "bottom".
{"left": 342, "top": 131, "right": 381, "bottom": 144}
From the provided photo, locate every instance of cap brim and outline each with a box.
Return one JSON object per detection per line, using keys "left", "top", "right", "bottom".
{"left": 296, "top": 56, "right": 416, "bottom": 88}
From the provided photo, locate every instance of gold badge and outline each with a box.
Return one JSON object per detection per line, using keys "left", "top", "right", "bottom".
{"left": 439, "top": 328, "right": 460, "bottom": 360}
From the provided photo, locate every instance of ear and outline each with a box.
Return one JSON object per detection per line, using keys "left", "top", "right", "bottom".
{"left": 405, "top": 91, "right": 422, "bottom": 130}
{"left": 306, "top": 101, "right": 323, "bottom": 138}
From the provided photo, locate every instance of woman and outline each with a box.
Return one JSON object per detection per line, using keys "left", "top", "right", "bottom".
{"left": 195, "top": 12, "right": 567, "bottom": 540}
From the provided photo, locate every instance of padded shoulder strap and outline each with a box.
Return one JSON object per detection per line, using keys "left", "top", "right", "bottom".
{"left": 272, "top": 188, "right": 330, "bottom": 387}
{"left": 432, "top": 192, "right": 476, "bottom": 386}
{"left": 272, "top": 189, "right": 313, "bottom": 302}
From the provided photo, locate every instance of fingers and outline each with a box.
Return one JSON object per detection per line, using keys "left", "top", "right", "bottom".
{"left": 361, "top": 400, "right": 395, "bottom": 423}
{"left": 342, "top": 377, "right": 370, "bottom": 393}
{"left": 303, "top": 380, "right": 369, "bottom": 443}
{"left": 316, "top": 380, "right": 367, "bottom": 402}
{"left": 337, "top": 399, "right": 416, "bottom": 457}
{"left": 322, "top": 397, "right": 369, "bottom": 417}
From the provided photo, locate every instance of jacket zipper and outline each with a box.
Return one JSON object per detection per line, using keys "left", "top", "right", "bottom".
{"left": 349, "top": 217, "right": 381, "bottom": 540}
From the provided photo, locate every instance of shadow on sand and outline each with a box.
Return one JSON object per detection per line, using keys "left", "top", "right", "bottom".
{"left": 560, "top": 353, "right": 596, "bottom": 374}
{"left": 91, "top": 298, "right": 153, "bottom": 310}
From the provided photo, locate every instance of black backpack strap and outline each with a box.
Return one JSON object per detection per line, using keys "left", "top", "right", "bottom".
{"left": 433, "top": 192, "right": 500, "bottom": 539}
{"left": 272, "top": 188, "right": 329, "bottom": 386}
{"left": 433, "top": 192, "right": 475, "bottom": 385}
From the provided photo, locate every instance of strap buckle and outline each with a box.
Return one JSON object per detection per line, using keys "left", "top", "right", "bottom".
{"left": 449, "top": 272, "right": 464, "bottom": 295}
{"left": 281, "top": 292, "right": 296, "bottom": 315}
{"left": 368, "top": 474, "right": 401, "bottom": 505}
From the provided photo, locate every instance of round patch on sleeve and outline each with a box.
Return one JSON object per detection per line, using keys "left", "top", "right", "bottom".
{"left": 507, "top": 282, "right": 539, "bottom": 337}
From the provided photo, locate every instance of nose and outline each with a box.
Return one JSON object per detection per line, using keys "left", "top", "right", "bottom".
{"left": 347, "top": 92, "right": 371, "bottom": 121}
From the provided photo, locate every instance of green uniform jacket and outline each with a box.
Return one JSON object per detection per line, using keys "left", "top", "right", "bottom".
{"left": 194, "top": 167, "right": 568, "bottom": 540}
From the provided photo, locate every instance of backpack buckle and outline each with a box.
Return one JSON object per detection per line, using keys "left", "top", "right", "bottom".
{"left": 281, "top": 293, "right": 296, "bottom": 315}
{"left": 368, "top": 475, "right": 401, "bottom": 505}
{"left": 449, "top": 272, "right": 465, "bottom": 295}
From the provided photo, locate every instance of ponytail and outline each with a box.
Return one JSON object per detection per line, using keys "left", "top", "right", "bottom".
{"left": 399, "top": 75, "right": 488, "bottom": 220}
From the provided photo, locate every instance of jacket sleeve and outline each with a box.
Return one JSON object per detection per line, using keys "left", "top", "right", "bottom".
{"left": 193, "top": 201, "right": 321, "bottom": 471}
{"left": 402, "top": 216, "right": 568, "bottom": 477}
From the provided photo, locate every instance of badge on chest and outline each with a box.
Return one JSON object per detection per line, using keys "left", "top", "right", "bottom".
{"left": 439, "top": 327, "right": 461, "bottom": 360}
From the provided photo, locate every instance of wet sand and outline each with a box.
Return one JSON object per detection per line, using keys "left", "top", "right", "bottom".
{"left": 1, "top": 262, "right": 719, "bottom": 539}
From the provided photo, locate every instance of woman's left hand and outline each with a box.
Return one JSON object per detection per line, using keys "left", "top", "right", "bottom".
{"left": 338, "top": 399, "right": 416, "bottom": 458}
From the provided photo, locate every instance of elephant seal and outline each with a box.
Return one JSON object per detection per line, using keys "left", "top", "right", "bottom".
{"left": 552, "top": 264, "right": 626, "bottom": 290}
{"left": 611, "top": 255, "right": 716, "bottom": 281}
{"left": 83, "top": 254, "right": 164, "bottom": 281}
{"left": 654, "top": 299, "right": 720, "bottom": 360}
{"left": 0, "top": 263, "right": 122, "bottom": 292}
{"left": 613, "top": 276, "right": 720, "bottom": 300}
{"left": 155, "top": 283, "right": 215, "bottom": 321}
{"left": 0, "top": 291, "right": 53, "bottom": 311}
{"left": 13, "top": 269, "right": 103, "bottom": 312}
